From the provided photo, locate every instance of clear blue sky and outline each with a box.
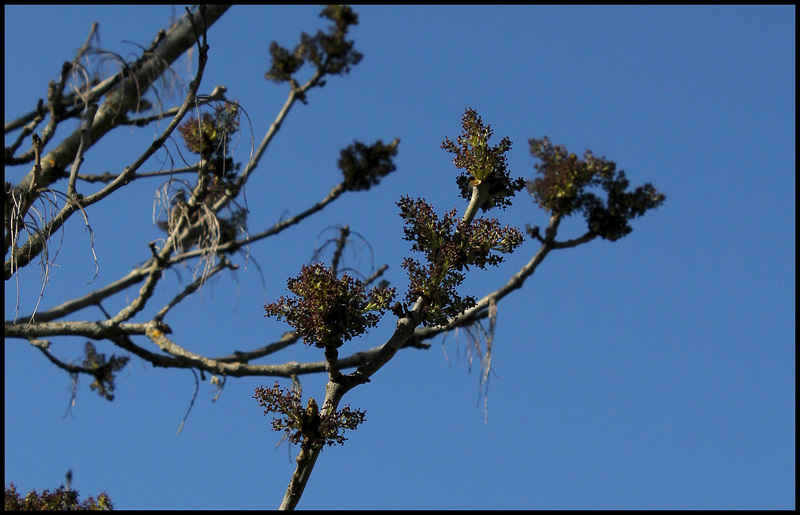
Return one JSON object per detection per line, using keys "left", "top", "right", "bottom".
{"left": 4, "top": 5, "right": 794, "bottom": 509}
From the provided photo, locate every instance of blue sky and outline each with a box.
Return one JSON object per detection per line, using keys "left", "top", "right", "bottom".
{"left": 4, "top": 5, "right": 794, "bottom": 509}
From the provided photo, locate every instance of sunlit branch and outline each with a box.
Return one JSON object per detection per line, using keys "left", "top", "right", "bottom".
{"left": 5, "top": 5, "right": 230, "bottom": 280}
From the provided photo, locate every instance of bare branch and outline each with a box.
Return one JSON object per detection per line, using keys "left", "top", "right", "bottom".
{"left": 154, "top": 256, "right": 237, "bottom": 322}
{"left": 67, "top": 103, "right": 98, "bottom": 196}
{"left": 5, "top": 5, "right": 231, "bottom": 279}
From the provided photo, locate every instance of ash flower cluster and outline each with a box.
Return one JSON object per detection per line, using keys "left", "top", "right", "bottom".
{"left": 254, "top": 382, "right": 366, "bottom": 448}
{"left": 82, "top": 342, "right": 129, "bottom": 402}
{"left": 265, "top": 5, "right": 363, "bottom": 82}
{"left": 441, "top": 107, "right": 525, "bottom": 212}
{"left": 339, "top": 138, "right": 400, "bottom": 192}
{"left": 177, "top": 103, "right": 240, "bottom": 158}
{"left": 264, "top": 263, "right": 395, "bottom": 349}
{"left": 527, "top": 137, "right": 666, "bottom": 241}
{"left": 397, "top": 196, "right": 523, "bottom": 326}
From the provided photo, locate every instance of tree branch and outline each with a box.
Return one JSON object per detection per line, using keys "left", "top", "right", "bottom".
{"left": 278, "top": 171, "right": 497, "bottom": 509}
{"left": 5, "top": 5, "right": 230, "bottom": 280}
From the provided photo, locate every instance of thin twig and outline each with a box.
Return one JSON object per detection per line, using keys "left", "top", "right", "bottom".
{"left": 67, "top": 103, "right": 98, "bottom": 196}
{"left": 4, "top": 6, "right": 231, "bottom": 279}
{"left": 330, "top": 225, "right": 349, "bottom": 274}
{"left": 76, "top": 21, "right": 99, "bottom": 61}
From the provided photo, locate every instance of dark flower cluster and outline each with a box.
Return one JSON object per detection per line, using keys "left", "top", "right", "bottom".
{"left": 339, "top": 139, "right": 400, "bottom": 192}
{"left": 400, "top": 256, "right": 473, "bottom": 327}
{"left": 397, "top": 196, "right": 523, "bottom": 326}
{"left": 265, "top": 5, "right": 363, "bottom": 83}
{"left": 264, "top": 43, "right": 304, "bottom": 83}
{"left": 527, "top": 137, "right": 666, "bottom": 241}
{"left": 177, "top": 113, "right": 215, "bottom": 155}
{"left": 82, "top": 342, "right": 129, "bottom": 402}
{"left": 4, "top": 482, "right": 113, "bottom": 511}
{"left": 265, "top": 263, "right": 395, "bottom": 348}
{"left": 442, "top": 108, "right": 525, "bottom": 212}
{"left": 254, "top": 382, "right": 366, "bottom": 448}
{"left": 177, "top": 103, "right": 240, "bottom": 158}
{"left": 456, "top": 217, "right": 525, "bottom": 270}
